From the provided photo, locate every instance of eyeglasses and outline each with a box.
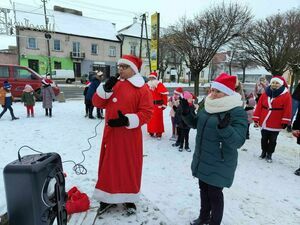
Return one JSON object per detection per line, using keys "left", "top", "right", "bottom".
{"left": 117, "top": 64, "right": 130, "bottom": 70}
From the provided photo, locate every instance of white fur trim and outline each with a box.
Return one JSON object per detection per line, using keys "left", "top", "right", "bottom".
{"left": 270, "top": 77, "right": 283, "bottom": 86}
{"left": 205, "top": 93, "right": 242, "bottom": 113}
{"left": 127, "top": 73, "right": 145, "bottom": 88}
{"left": 118, "top": 58, "right": 138, "bottom": 74}
{"left": 148, "top": 75, "right": 157, "bottom": 79}
{"left": 174, "top": 90, "right": 182, "bottom": 95}
{"left": 93, "top": 188, "right": 140, "bottom": 204}
{"left": 125, "top": 113, "right": 140, "bottom": 129}
{"left": 211, "top": 81, "right": 235, "bottom": 96}
{"left": 96, "top": 84, "right": 113, "bottom": 99}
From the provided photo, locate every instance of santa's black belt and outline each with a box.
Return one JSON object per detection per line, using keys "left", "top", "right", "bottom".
{"left": 262, "top": 106, "right": 283, "bottom": 110}
{"left": 153, "top": 100, "right": 164, "bottom": 105}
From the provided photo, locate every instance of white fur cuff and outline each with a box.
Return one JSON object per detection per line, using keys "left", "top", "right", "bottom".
{"left": 96, "top": 84, "right": 113, "bottom": 99}
{"left": 125, "top": 113, "right": 139, "bottom": 129}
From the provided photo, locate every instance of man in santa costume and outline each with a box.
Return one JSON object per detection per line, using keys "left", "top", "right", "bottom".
{"left": 146, "top": 71, "right": 169, "bottom": 139}
{"left": 92, "top": 55, "right": 153, "bottom": 214}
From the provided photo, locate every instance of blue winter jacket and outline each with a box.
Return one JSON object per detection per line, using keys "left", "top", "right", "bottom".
{"left": 86, "top": 79, "right": 100, "bottom": 101}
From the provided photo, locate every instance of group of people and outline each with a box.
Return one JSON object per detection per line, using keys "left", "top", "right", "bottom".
{"left": 3, "top": 54, "right": 298, "bottom": 225}
{"left": 0, "top": 78, "right": 55, "bottom": 120}
{"left": 90, "top": 53, "right": 300, "bottom": 225}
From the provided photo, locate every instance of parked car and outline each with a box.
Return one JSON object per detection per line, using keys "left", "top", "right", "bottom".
{"left": 49, "top": 69, "right": 75, "bottom": 83}
{"left": 0, "top": 64, "right": 60, "bottom": 99}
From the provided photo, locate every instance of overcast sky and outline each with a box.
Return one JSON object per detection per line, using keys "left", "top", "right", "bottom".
{"left": 2, "top": 0, "right": 300, "bottom": 29}
{"left": 0, "top": 0, "right": 299, "bottom": 49}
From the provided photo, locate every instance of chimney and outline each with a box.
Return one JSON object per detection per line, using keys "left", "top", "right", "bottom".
{"left": 133, "top": 17, "right": 137, "bottom": 23}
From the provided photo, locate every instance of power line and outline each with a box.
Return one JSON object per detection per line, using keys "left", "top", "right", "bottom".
{"left": 57, "top": 0, "right": 139, "bottom": 16}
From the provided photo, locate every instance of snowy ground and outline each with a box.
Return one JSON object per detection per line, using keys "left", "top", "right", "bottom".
{"left": 0, "top": 100, "right": 299, "bottom": 225}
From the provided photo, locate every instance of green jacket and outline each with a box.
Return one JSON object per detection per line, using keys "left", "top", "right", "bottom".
{"left": 21, "top": 92, "right": 35, "bottom": 106}
{"left": 183, "top": 106, "right": 247, "bottom": 188}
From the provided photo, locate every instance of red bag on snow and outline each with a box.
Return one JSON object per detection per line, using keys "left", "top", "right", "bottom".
{"left": 66, "top": 186, "right": 90, "bottom": 214}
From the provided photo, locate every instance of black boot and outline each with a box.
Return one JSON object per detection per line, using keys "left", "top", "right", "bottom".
{"left": 124, "top": 202, "right": 136, "bottom": 215}
{"left": 45, "top": 109, "right": 48, "bottom": 116}
{"left": 49, "top": 108, "right": 52, "bottom": 118}
{"left": 294, "top": 168, "right": 300, "bottom": 176}
{"left": 259, "top": 151, "right": 266, "bottom": 159}
{"left": 190, "top": 216, "right": 210, "bottom": 225}
{"left": 266, "top": 153, "right": 272, "bottom": 163}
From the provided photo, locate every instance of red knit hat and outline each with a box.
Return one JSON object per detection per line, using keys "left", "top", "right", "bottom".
{"left": 174, "top": 87, "right": 183, "bottom": 95}
{"left": 118, "top": 55, "right": 142, "bottom": 74}
{"left": 148, "top": 71, "right": 158, "bottom": 79}
{"left": 211, "top": 73, "right": 236, "bottom": 96}
{"left": 270, "top": 75, "right": 288, "bottom": 87}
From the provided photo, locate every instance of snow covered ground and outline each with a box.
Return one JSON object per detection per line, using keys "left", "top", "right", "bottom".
{"left": 0, "top": 100, "right": 299, "bottom": 225}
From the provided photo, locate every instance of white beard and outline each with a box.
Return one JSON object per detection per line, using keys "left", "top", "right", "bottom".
{"left": 147, "top": 79, "right": 159, "bottom": 90}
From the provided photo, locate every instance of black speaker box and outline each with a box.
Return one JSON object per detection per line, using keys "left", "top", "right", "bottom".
{"left": 3, "top": 152, "right": 67, "bottom": 225}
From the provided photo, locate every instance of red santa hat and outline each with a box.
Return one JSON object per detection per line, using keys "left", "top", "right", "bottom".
{"left": 148, "top": 71, "right": 158, "bottom": 79}
{"left": 270, "top": 75, "right": 288, "bottom": 87}
{"left": 118, "top": 54, "right": 142, "bottom": 74}
{"left": 174, "top": 87, "right": 183, "bottom": 95}
{"left": 42, "top": 78, "right": 53, "bottom": 85}
{"left": 211, "top": 73, "right": 236, "bottom": 96}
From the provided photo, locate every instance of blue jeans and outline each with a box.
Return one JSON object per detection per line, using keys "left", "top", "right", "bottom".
{"left": 292, "top": 98, "right": 300, "bottom": 121}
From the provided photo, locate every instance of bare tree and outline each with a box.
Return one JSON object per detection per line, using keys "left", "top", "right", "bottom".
{"left": 242, "top": 9, "right": 300, "bottom": 76}
{"left": 165, "top": 2, "right": 252, "bottom": 96}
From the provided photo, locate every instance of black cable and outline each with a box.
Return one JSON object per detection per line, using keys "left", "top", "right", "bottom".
{"left": 17, "top": 118, "right": 103, "bottom": 175}
{"left": 17, "top": 145, "right": 43, "bottom": 162}
{"left": 62, "top": 118, "right": 103, "bottom": 175}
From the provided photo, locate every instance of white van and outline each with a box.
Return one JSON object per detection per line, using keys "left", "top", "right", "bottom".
{"left": 51, "top": 69, "right": 75, "bottom": 83}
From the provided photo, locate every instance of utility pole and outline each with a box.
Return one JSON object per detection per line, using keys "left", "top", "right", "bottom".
{"left": 139, "top": 13, "right": 151, "bottom": 74}
{"left": 42, "top": 0, "right": 52, "bottom": 78}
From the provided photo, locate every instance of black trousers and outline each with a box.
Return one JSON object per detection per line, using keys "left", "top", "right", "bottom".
{"left": 179, "top": 128, "right": 190, "bottom": 149}
{"left": 199, "top": 180, "right": 224, "bottom": 225}
{"left": 261, "top": 129, "right": 279, "bottom": 154}
{"left": 0, "top": 105, "right": 15, "bottom": 119}
{"left": 175, "top": 127, "right": 181, "bottom": 145}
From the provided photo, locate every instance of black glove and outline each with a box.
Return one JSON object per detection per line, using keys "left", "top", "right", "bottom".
{"left": 107, "top": 110, "right": 129, "bottom": 127}
{"left": 180, "top": 98, "right": 190, "bottom": 115}
{"left": 281, "top": 124, "right": 288, "bottom": 129}
{"left": 103, "top": 74, "right": 119, "bottom": 92}
{"left": 217, "top": 113, "right": 231, "bottom": 129}
{"left": 172, "top": 105, "right": 177, "bottom": 111}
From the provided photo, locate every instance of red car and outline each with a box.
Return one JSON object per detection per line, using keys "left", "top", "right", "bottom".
{"left": 0, "top": 64, "right": 60, "bottom": 98}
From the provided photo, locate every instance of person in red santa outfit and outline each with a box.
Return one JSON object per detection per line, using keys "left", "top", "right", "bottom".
{"left": 146, "top": 71, "right": 169, "bottom": 140}
{"left": 92, "top": 55, "right": 153, "bottom": 214}
{"left": 253, "top": 76, "right": 292, "bottom": 163}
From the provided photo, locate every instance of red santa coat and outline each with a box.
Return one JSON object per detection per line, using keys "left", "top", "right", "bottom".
{"left": 92, "top": 74, "right": 153, "bottom": 203}
{"left": 253, "top": 88, "right": 292, "bottom": 131}
{"left": 147, "top": 82, "right": 169, "bottom": 134}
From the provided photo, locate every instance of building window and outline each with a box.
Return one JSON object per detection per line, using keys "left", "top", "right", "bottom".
{"left": 54, "top": 61, "right": 61, "bottom": 69}
{"left": 73, "top": 42, "right": 80, "bottom": 56}
{"left": 201, "top": 71, "right": 204, "bottom": 78}
{"left": 53, "top": 39, "right": 61, "bottom": 51}
{"left": 130, "top": 45, "right": 136, "bottom": 56}
{"left": 91, "top": 44, "right": 98, "bottom": 55}
{"left": 27, "top": 37, "right": 37, "bottom": 49}
{"left": 109, "top": 46, "right": 116, "bottom": 57}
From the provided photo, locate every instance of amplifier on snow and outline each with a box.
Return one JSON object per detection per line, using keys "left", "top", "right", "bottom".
{"left": 3, "top": 152, "right": 67, "bottom": 225}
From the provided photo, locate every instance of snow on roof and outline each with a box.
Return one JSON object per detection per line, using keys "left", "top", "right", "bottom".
{"left": 14, "top": 4, "right": 118, "bottom": 41}
{"left": 118, "top": 22, "right": 151, "bottom": 39}
{"left": 236, "top": 66, "right": 271, "bottom": 76}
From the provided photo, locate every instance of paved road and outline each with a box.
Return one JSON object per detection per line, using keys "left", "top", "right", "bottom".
{"left": 57, "top": 81, "right": 255, "bottom": 100}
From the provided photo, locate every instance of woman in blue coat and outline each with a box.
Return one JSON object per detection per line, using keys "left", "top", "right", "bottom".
{"left": 182, "top": 73, "right": 248, "bottom": 225}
